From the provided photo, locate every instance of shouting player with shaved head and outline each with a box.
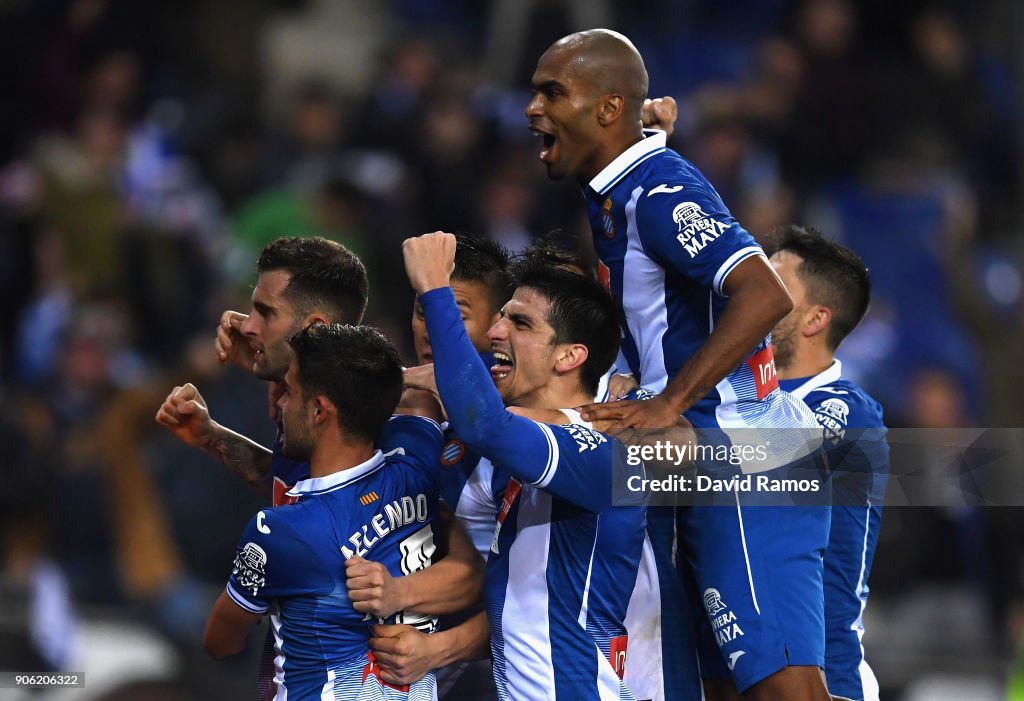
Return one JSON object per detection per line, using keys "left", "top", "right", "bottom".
{"left": 526, "top": 30, "right": 831, "bottom": 701}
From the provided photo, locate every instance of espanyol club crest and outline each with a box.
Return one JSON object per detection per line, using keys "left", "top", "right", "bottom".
{"left": 440, "top": 439, "right": 465, "bottom": 466}
{"left": 601, "top": 197, "right": 616, "bottom": 239}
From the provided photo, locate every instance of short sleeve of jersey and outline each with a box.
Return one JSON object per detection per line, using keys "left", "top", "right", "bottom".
{"left": 225, "top": 509, "right": 330, "bottom": 614}
{"left": 804, "top": 385, "right": 889, "bottom": 504}
{"left": 634, "top": 183, "right": 762, "bottom": 295}
{"left": 378, "top": 414, "right": 445, "bottom": 484}
{"left": 804, "top": 388, "right": 885, "bottom": 453}
{"left": 507, "top": 421, "right": 639, "bottom": 513}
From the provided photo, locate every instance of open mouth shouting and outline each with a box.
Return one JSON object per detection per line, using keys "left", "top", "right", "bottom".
{"left": 531, "top": 126, "right": 557, "bottom": 164}
{"left": 491, "top": 350, "right": 514, "bottom": 381}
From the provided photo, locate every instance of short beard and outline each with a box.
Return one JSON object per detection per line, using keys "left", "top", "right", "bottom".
{"left": 771, "top": 331, "right": 794, "bottom": 372}
{"left": 281, "top": 438, "right": 311, "bottom": 462}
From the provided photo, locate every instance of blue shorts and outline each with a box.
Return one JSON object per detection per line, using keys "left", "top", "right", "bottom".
{"left": 677, "top": 451, "right": 831, "bottom": 692}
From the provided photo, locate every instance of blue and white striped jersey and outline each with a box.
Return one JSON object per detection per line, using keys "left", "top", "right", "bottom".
{"left": 437, "top": 366, "right": 622, "bottom": 561}
{"left": 780, "top": 360, "right": 888, "bottom": 701}
{"left": 227, "top": 416, "right": 445, "bottom": 701}
{"left": 441, "top": 434, "right": 698, "bottom": 701}
{"left": 584, "top": 131, "right": 818, "bottom": 461}
{"left": 422, "top": 286, "right": 647, "bottom": 701}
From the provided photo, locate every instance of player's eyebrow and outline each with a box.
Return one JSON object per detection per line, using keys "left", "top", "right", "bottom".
{"left": 506, "top": 311, "right": 534, "bottom": 329}
{"left": 533, "top": 79, "right": 566, "bottom": 93}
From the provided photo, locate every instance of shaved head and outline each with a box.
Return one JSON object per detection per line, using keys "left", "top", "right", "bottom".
{"left": 526, "top": 28, "right": 650, "bottom": 181}
{"left": 546, "top": 29, "right": 649, "bottom": 121}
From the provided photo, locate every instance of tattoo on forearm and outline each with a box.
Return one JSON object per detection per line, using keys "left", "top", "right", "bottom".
{"left": 208, "top": 435, "right": 272, "bottom": 487}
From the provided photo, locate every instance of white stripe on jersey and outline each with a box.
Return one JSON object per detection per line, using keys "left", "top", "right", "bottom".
{"left": 623, "top": 534, "right": 664, "bottom": 701}
{"left": 623, "top": 185, "right": 670, "bottom": 393}
{"left": 859, "top": 657, "right": 880, "bottom": 701}
{"left": 733, "top": 490, "right": 761, "bottom": 615}
{"left": 226, "top": 583, "right": 267, "bottom": 614}
{"left": 531, "top": 422, "right": 560, "bottom": 489}
{"left": 320, "top": 669, "right": 335, "bottom": 701}
{"left": 272, "top": 613, "right": 287, "bottom": 701}
{"left": 714, "top": 378, "right": 822, "bottom": 473}
{"left": 787, "top": 359, "right": 844, "bottom": 400}
{"left": 501, "top": 489, "right": 557, "bottom": 699}
{"left": 712, "top": 247, "right": 763, "bottom": 295}
{"left": 595, "top": 368, "right": 612, "bottom": 403}
{"left": 593, "top": 645, "right": 630, "bottom": 701}
{"left": 852, "top": 504, "right": 879, "bottom": 701}
{"left": 577, "top": 536, "right": 599, "bottom": 628}
{"left": 454, "top": 458, "right": 497, "bottom": 558}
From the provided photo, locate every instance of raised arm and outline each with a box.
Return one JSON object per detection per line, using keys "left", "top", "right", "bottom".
{"left": 155, "top": 383, "right": 273, "bottom": 496}
{"left": 403, "top": 233, "right": 631, "bottom": 513}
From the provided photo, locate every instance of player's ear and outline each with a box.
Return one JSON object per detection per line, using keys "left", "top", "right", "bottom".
{"left": 597, "top": 93, "right": 625, "bottom": 126}
{"left": 304, "top": 311, "right": 330, "bottom": 328}
{"left": 804, "top": 305, "right": 832, "bottom": 339}
{"left": 555, "top": 343, "right": 589, "bottom": 374}
{"left": 312, "top": 396, "right": 332, "bottom": 424}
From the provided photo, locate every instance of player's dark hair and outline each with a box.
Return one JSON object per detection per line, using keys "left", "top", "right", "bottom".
{"left": 506, "top": 256, "right": 620, "bottom": 396}
{"left": 452, "top": 232, "right": 512, "bottom": 315}
{"left": 521, "top": 238, "right": 596, "bottom": 279}
{"left": 288, "top": 324, "right": 404, "bottom": 442}
{"left": 766, "top": 224, "right": 871, "bottom": 351}
{"left": 257, "top": 237, "right": 369, "bottom": 324}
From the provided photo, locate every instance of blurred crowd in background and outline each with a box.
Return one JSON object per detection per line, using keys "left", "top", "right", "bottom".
{"left": 0, "top": 0, "right": 1021, "bottom": 699}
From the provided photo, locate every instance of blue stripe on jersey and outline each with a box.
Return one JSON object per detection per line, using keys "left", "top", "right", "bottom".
{"left": 643, "top": 507, "right": 703, "bottom": 699}
{"left": 585, "top": 132, "right": 816, "bottom": 443}
{"left": 549, "top": 500, "right": 600, "bottom": 700}
{"left": 780, "top": 361, "right": 888, "bottom": 701}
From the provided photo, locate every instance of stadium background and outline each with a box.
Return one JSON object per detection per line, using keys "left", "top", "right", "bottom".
{"left": 0, "top": 0, "right": 1021, "bottom": 698}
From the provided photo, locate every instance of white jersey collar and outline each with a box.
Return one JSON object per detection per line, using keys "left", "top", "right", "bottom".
{"left": 787, "top": 359, "right": 843, "bottom": 401}
{"left": 287, "top": 450, "right": 386, "bottom": 496}
{"left": 588, "top": 130, "right": 667, "bottom": 195}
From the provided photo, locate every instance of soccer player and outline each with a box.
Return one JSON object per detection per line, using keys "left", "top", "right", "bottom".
{"left": 525, "top": 30, "right": 829, "bottom": 700}
{"left": 402, "top": 231, "right": 647, "bottom": 701}
{"left": 203, "top": 323, "right": 457, "bottom": 699}
{"left": 156, "top": 237, "right": 481, "bottom": 697}
{"left": 768, "top": 225, "right": 889, "bottom": 701}
{"left": 361, "top": 238, "right": 699, "bottom": 700}
{"left": 354, "top": 231, "right": 509, "bottom": 701}
{"left": 157, "top": 236, "right": 369, "bottom": 502}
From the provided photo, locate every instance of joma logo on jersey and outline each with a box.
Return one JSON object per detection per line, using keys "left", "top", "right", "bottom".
{"left": 672, "top": 202, "right": 729, "bottom": 258}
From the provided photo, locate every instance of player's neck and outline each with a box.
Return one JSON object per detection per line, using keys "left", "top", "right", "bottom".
{"left": 776, "top": 345, "right": 835, "bottom": 381}
{"left": 309, "top": 434, "right": 377, "bottom": 479}
{"left": 515, "top": 381, "right": 591, "bottom": 413}
{"left": 580, "top": 130, "right": 646, "bottom": 184}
